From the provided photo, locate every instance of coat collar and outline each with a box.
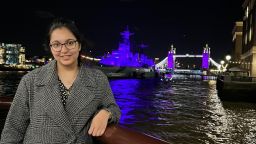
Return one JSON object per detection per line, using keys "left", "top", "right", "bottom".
{"left": 35, "top": 59, "right": 95, "bottom": 88}
{"left": 35, "top": 59, "right": 58, "bottom": 87}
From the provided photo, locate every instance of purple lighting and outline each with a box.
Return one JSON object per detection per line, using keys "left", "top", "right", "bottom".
{"left": 202, "top": 44, "right": 210, "bottom": 69}
{"left": 167, "top": 45, "right": 175, "bottom": 69}
{"left": 100, "top": 26, "right": 154, "bottom": 67}
{"left": 202, "top": 53, "right": 209, "bottom": 69}
{"left": 168, "top": 52, "right": 174, "bottom": 69}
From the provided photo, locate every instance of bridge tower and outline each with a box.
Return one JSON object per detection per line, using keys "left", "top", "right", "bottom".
{"left": 202, "top": 44, "right": 210, "bottom": 70}
{"left": 167, "top": 44, "right": 176, "bottom": 69}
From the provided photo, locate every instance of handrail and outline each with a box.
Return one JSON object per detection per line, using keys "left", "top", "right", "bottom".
{"left": 0, "top": 97, "right": 170, "bottom": 143}
{"left": 0, "top": 96, "right": 12, "bottom": 110}
{"left": 94, "top": 125, "right": 169, "bottom": 144}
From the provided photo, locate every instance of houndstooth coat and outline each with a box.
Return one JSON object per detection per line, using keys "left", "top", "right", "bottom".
{"left": 0, "top": 60, "right": 121, "bottom": 144}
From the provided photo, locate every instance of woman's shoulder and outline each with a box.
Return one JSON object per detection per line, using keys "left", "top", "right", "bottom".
{"left": 21, "top": 61, "right": 53, "bottom": 81}
{"left": 81, "top": 66, "right": 107, "bottom": 78}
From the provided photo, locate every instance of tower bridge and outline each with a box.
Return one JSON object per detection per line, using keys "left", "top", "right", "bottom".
{"left": 155, "top": 44, "right": 221, "bottom": 73}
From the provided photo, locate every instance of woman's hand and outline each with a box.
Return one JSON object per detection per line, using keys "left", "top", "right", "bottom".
{"left": 88, "top": 109, "right": 111, "bottom": 136}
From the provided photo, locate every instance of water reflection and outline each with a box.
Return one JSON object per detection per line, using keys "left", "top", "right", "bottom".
{"left": 110, "top": 79, "right": 165, "bottom": 125}
{"left": 0, "top": 71, "right": 25, "bottom": 97}
{"left": 202, "top": 80, "right": 230, "bottom": 143}
{"left": 110, "top": 79, "right": 256, "bottom": 143}
{"left": 222, "top": 102, "right": 256, "bottom": 143}
{"left": 110, "top": 79, "right": 140, "bottom": 124}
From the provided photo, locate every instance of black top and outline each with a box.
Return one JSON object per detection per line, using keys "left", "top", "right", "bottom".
{"left": 58, "top": 77, "right": 72, "bottom": 107}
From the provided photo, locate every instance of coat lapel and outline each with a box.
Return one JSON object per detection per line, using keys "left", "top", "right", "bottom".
{"left": 43, "top": 85, "right": 74, "bottom": 134}
{"left": 35, "top": 60, "right": 74, "bottom": 134}
{"left": 65, "top": 66, "right": 97, "bottom": 118}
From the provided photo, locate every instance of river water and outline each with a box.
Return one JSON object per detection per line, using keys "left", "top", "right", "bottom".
{"left": 0, "top": 71, "right": 256, "bottom": 143}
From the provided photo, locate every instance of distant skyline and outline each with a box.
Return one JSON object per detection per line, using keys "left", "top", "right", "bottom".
{"left": 0, "top": 0, "right": 244, "bottom": 62}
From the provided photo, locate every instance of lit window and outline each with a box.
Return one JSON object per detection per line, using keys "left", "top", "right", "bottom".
{"left": 245, "top": 33, "right": 247, "bottom": 45}
{"left": 245, "top": 6, "right": 249, "bottom": 18}
{"left": 249, "top": 26, "right": 252, "bottom": 42}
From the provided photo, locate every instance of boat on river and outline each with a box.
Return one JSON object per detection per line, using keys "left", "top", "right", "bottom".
{"left": 216, "top": 66, "right": 256, "bottom": 104}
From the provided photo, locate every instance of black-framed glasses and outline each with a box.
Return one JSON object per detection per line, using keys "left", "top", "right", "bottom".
{"left": 49, "top": 40, "right": 78, "bottom": 52}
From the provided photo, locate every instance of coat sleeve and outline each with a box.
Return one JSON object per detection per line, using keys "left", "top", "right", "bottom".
{"left": 0, "top": 75, "right": 30, "bottom": 144}
{"left": 96, "top": 70, "right": 121, "bottom": 124}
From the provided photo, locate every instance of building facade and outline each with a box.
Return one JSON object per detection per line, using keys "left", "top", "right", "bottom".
{"left": 232, "top": 21, "right": 243, "bottom": 61}
{"left": 241, "top": 0, "right": 256, "bottom": 76}
{"left": 0, "top": 43, "right": 26, "bottom": 65}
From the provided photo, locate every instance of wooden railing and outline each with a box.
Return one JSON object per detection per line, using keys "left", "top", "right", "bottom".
{"left": 0, "top": 96, "right": 170, "bottom": 144}
{"left": 94, "top": 125, "right": 169, "bottom": 144}
{"left": 0, "top": 96, "right": 12, "bottom": 110}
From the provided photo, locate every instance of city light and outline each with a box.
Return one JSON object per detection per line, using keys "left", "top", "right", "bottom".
{"left": 225, "top": 55, "right": 231, "bottom": 61}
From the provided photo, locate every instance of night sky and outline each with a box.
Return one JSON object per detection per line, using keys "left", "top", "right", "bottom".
{"left": 0, "top": 0, "right": 244, "bottom": 62}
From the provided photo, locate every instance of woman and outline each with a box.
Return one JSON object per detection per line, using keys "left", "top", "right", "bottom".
{"left": 0, "top": 18, "right": 121, "bottom": 143}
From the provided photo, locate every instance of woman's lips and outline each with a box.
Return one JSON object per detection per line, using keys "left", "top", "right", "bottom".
{"left": 60, "top": 55, "right": 71, "bottom": 60}
{"left": 60, "top": 55, "right": 71, "bottom": 57}
{"left": 61, "top": 55, "right": 71, "bottom": 56}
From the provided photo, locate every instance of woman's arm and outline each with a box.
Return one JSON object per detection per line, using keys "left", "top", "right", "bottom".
{"left": 0, "top": 76, "right": 30, "bottom": 143}
{"left": 97, "top": 70, "right": 121, "bottom": 124}
{"left": 88, "top": 70, "right": 121, "bottom": 136}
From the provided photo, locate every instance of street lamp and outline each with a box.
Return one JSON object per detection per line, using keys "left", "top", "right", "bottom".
{"left": 220, "top": 60, "right": 226, "bottom": 72}
{"left": 225, "top": 55, "right": 231, "bottom": 61}
{"left": 221, "top": 55, "right": 231, "bottom": 72}
{"left": 225, "top": 55, "right": 231, "bottom": 68}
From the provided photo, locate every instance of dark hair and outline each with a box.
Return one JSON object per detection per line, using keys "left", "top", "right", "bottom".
{"left": 45, "top": 17, "right": 86, "bottom": 66}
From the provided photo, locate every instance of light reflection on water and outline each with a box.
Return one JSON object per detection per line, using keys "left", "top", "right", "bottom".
{"left": 0, "top": 71, "right": 26, "bottom": 97}
{"left": 110, "top": 78, "right": 256, "bottom": 144}
{"left": 0, "top": 72, "right": 256, "bottom": 143}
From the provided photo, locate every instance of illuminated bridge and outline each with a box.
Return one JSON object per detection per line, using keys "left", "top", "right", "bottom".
{"left": 155, "top": 44, "right": 221, "bottom": 73}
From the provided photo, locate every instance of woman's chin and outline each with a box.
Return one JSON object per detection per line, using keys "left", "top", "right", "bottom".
{"left": 59, "top": 59, "right": 76, "bottom": 66}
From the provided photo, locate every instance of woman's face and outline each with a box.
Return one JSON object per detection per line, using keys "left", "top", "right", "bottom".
{"left": 50, "top": 27, "right": 81, "bottom": 67}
